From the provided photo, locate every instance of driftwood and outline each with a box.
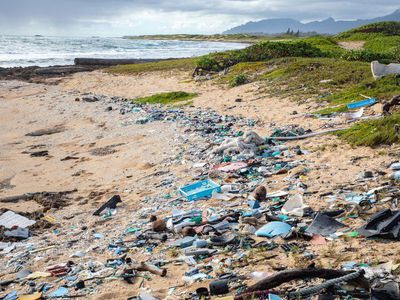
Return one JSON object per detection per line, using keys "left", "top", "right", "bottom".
{"left": 128, "top": 262, "right": 167, "bottom": 277}
{"left": 245, "top": 268, "right": 369, "bottom": 293}
{"left": 74, "top": 58, "right": 171, "bottom": 66}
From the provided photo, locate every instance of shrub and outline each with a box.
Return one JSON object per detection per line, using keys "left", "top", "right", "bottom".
{"left": 392, "top": 46, "right": 400, "bottom": 63}
{"left": 339, "top": 49, "right": 391, "bottom": 62}
{"left": 229, "top": 73, "right": 247, "bottom": 87}
{"left": 337, "top": 114, "right": 400, "bottom": 147}
{"left": 196, "top": 56, "right": 220, "bottom": 71}
{"left": 196, "top": 40, "right": 325, "bottom": 72}
{"left": 337, "top": 21, "right": 400, "bottom": 38}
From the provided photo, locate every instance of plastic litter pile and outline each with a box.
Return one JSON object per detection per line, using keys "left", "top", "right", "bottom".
{"left": 1, "top": 96, "right": 400, "bottom": 300}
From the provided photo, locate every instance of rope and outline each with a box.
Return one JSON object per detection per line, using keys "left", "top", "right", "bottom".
{"left": 288, "top": 269, "right": 364, "bottom": 298}
{"left": 267, "top": 128, "right": 346, "bottom": 141}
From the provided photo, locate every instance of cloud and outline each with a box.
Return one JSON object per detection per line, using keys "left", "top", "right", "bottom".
{"left": 0, "top": 0, "right": 398, "bottom": 35}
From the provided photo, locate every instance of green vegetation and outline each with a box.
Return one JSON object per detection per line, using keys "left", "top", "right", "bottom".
{"left": 197, "top": 40, "right": 324, "bottom": 72}
{"left": 337, "top": 22, "right": 400, "bottom": 37}
{"left": 107, "top": 58, "right": 196, "bottom": 74}
{"left": 218, "top": 62, "right": 267, "bottom": 84}
{"left": 133, "top": 91, "right": 197, "bottom": 105}
{"left": 336, "top": 22, "right": 400, "bottom": 61}
{"left": 195, "top": 22, "right": 400, "bottom": 74}
{"left": 229, "top": 73, "right": 247, "bottom": 87}
{"left": 302, "top": 36, "right": 344, "bottom": 54}
{"left": 317, "top": 75, "right": 400, "bottom": 114}
{"left": 244, "top": 57, "right": 371, "bottom": 102}
{"left": 240, "top": 57, "right": 399, "bottom": 115}
{"left": 336, "top": 114, "right": 400, "bottom": 147}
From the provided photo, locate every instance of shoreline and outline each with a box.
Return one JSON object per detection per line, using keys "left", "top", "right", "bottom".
{"left": 0, "top": 57, "right": 185, "bottom": 81}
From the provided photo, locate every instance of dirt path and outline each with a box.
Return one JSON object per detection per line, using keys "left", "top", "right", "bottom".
{"left": 337, "top": 41, "right": 365, "bottom": 50}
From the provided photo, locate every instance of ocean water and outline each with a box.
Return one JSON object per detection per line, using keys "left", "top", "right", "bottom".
{"left": 0, "top": 35, "right": 248, "bottom": 68}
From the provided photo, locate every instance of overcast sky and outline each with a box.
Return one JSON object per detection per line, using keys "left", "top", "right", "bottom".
{"left": 0, "top": 0, "right": 399, "bottom": 36}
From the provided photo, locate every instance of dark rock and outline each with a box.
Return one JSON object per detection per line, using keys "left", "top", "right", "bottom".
{"left": 254, "top": 185, "right": 267, "bottom": 201}
{"left": 152, "top": 219, "right": 167, "bottom": 232}
{"left": 82, "top": 96, "right": 99, "bottom": 102}
{"left": 181, "top": 227, "right": 197, "bottom": 237}
{"left": 30, "top": 150, "right": 49, "bottom": 157}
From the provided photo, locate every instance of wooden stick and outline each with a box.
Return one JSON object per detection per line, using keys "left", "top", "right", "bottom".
{"left": 245, "top": 268, "right": 368, "bottom": 293}
{"left": 128, "top": 262, "right": 167, "bottom": 277}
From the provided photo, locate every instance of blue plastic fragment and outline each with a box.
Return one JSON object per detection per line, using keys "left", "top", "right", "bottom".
{"left": 194, "top": 239, "right": 208, "bottom": 248}
{"left": 248, "top": 200, "right": 260, "bottom": 209}
{"left": 342, "top": 261, "right": 357, "bottom": 270}
{"left": 278, "top": 214, "right": 290, "bottom": 221}
{"left": 344, "top": 193, "right": 365, "bottom": 204}
{"left": 50, "top": 287, "right": 69, "bottom": 298}
{"left": 255, "top": 221, "right": 292, "bottom": 238}
{"left": 179, "top": 179, "right": 221, "bottom": 201}
{"left": 67, "top": 275, "right": 77, "bottom": 281}
{"left": 3, "top": 291, "right": 18, "bottom": 300}
{"left": 171, "top": 236, "right": 196, "bottom": 248}
{"left": 93, "top": 233, "right": 104, "bottom": 239}
{"left": 391, "top": 162, "right": 400, "bottom": 170}
{"left": 241, "top": 209, "right": 262, "bottom": 218}
{"left": 347, "top": 98, "right": 376, "bottom": 109}
{"left": 269, "top": 294, "right": 283, "bottom": 300}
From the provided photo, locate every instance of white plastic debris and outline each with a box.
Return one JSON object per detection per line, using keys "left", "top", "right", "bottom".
{"left": 0, "top": 211, "right": 36, "bottom": 229}
{"left": 281, "top": 194, "right": 308, "bottom": 217}
{"left": 343, "top": 108, "right": 364, "bottom": 120}
{"left": 371, "top": 61, "right": 400, "bottom": 80}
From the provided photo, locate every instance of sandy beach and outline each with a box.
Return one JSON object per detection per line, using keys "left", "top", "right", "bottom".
{"left": 0, "top": 67, "right": 399, "bottom": 299}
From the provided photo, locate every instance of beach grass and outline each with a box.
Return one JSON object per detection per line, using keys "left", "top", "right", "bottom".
{"left": 107, "top": 58, "right": 197, "bottom": 74}
{"left": 336, "top": 114, "right": 400, "bottom": 147}
{"left": 133, "top": 91, "right": 197, "bottom": 105}
{"left": 216, "top": 56, "right": 399, "bottom": 115}
{"left": 315, "top": 75, "right": 400, "bottom": 114}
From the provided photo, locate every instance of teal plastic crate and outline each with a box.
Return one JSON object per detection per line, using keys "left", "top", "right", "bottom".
{"left": 179, "top": 179, "right": 221, "bottom": 201}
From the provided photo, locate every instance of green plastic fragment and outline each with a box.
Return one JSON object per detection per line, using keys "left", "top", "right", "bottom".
{"left": 126, "top": 227, "right": 141, "bottom": 233}
{"left": 190, "top": 216, "right": 202, "bottom": 224}
{"left": 347, "top": 231, "right": 359, "bottom": 237}
{"left": 223, "top": 155, "right": 232, "bottom": 162}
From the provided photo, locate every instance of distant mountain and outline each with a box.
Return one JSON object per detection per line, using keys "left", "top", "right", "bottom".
{"left": 223, "top": 9, "right": 400, "bottom": 35}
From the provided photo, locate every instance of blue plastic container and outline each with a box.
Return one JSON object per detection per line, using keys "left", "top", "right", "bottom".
{"left": 179, "top": 179, "right": 221, "bottom": 201}
{"left": 347, "top": 98, "right": 376, "bottom": 109}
